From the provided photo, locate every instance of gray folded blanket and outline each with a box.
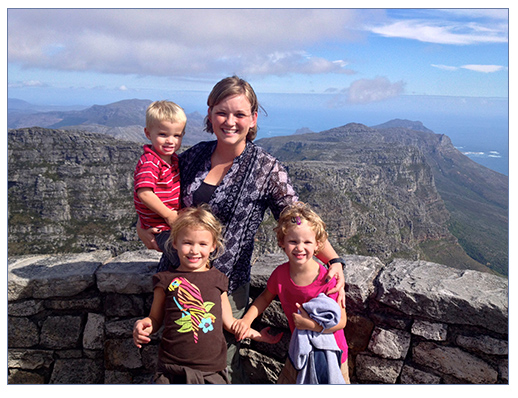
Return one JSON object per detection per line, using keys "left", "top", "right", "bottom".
{"left": 288, "top": 293, "right": 345, "bottom": 384}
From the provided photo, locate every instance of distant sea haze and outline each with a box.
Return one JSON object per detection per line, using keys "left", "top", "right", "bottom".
{"left": 251, "top": 93, "right": 509, "bottom": 177}
{"left": 147, "top": 91, "right": 509, "bottom": 177}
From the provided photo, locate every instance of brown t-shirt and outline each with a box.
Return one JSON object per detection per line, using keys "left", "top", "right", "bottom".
{"left": 153, "top": 267, "right": 228, "bottom": 372}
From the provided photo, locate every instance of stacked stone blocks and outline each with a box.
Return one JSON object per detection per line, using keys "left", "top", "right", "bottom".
{"left": 8, "top": 251, "right": 508, "bottom": 384}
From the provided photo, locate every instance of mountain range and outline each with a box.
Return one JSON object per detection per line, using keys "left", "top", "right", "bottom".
{"left": 7, "top": 98, "right": 209, "bottom": 146}
{"left": 7, "top": 99, "right": 508, "bottom": 276}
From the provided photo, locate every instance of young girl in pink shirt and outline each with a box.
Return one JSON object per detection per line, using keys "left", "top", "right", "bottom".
{"left": 232, "top": 202, "right": 349, "bottom": 384}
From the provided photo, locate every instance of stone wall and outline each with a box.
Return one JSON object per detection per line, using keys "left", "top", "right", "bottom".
{"left": 7, "top": 250, "right": 508, "bottom": 384}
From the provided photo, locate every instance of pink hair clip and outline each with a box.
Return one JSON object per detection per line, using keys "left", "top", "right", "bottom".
{"left": 291, "top": 216, "right": 302, "bottom": 225}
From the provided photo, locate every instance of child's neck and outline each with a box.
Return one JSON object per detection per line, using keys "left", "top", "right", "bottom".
{"left": 176, "top": 264, "right": 211, "bottom": 273}
{"left": 289, "top": 258, "right": 320, "bottom": 287}
{"left": 150, "top": 145, "right": 173, "bottom": 164}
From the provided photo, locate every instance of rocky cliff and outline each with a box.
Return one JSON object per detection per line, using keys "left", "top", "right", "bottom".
{"left": 256, "top": 122, "right": 508, "bottom": 275}
{"left": 8, "top": 126, "right": 503, "bottom": 276}
{"left": 8, "top": 128, "right": 143, "bottom": 255}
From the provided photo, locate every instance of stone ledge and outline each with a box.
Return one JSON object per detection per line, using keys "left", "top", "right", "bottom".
{"left": 377, "top": 259, "right": 508, "bottom": 334}
{"left": 7, "top": 250, "right": 509, "bottom": 384}
{"left": 8, "top": 251, "right": 112, "bottom": 301}
{"left": 96, "top": 250, "right": 161, "bottom": 294}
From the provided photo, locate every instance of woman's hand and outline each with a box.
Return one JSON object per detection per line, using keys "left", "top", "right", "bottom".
{"left": 136, "top": 221, "right": 162, "bottom": 251}
{"left": 325, "top": 262, "right": 346, "bottom": 307}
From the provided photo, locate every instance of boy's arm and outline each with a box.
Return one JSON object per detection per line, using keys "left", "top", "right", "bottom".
{"left": 133, "top": 287, "right": 165, "bottom": 348}
{"left": 137, "top": 188, "right": 178, "bottom": 226}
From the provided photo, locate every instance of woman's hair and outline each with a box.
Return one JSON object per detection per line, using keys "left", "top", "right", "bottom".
{"left": 146, "top": 100, "right": 187, "bottom": 135}
{"left": 167, "top": 204, "right": 224, "bottom": 260}
{"left": 204, "top": 75, "right": 261, "bottom": 141}
{"left": 274, "top": 202, "right": 328, "bottom": 253}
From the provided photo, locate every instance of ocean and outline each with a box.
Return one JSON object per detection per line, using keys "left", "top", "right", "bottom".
{"left": 179, "top": 92, "right": 509, "bottom": 176}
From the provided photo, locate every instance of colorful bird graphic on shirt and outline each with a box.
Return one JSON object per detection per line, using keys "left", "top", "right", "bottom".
{"left": 168, "top": 277, "right": 217, "bottom": 343}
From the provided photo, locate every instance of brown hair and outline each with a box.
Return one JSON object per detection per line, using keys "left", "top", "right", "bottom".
{"left": 204, "top": 75, "right": 261, "bottom": 141}
{"left": 274, "top": 202, "right": 328, "bottom": 253}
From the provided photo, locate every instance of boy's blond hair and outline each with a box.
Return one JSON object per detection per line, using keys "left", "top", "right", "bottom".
{"left": 146, "top": 100, "right": 187, "bottom": 135}
{"left": 274, "top": 202, "right": 328, "bottom": 253}
{"left": 167, "top": 204, "right": 224, "bottom": 260}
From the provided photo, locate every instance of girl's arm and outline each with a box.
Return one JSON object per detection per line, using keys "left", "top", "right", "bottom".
{"left": 221, "top": 291, "right": 282, "bottom": 344}
{"left": 137, "top": 188, "right": 178, "bottom": 227}
{"left": 133, "top": 287, "right": 166, "bottom": 348}
{"left": 231, "top": 288, "right": 277, "bottom": 341}
{"left": 292, "top": 302, "right": 347, "bottom": 334}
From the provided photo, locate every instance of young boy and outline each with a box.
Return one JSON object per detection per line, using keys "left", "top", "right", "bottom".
{"left": 134, "top": 100, "right": 186, "bottom": 257}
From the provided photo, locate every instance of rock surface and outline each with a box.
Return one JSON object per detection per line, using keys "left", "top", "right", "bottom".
{"left": 7, "top": 250, "right": 508, "bottom": 384}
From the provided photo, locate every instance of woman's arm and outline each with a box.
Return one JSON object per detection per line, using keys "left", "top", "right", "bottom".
{"left": 316, "top": 240, "right": 345, "bottom": 305}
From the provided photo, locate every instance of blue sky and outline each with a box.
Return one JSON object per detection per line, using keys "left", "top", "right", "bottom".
{"left": 7, "top": 6, "right": 509, "bottom": 107}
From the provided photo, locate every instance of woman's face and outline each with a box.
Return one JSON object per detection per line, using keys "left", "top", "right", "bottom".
{"left": 208, "top": 94, "right": 257, "bottom": 150}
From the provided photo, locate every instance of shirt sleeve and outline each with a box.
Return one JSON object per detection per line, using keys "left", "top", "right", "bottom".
{"left": 267, "top": 159, "right": 299, "bottom": 220}
{"left": 134, "top": 153, "right": 159, "bottom": 190}
{"left": 266, "top": 265, "right": 282, "bottom": 296}
{"left": 152, "top": 272, "right": 170, "bottom": 291}
{"left": 213, "top": 267, "right": 229, "bottom": 294}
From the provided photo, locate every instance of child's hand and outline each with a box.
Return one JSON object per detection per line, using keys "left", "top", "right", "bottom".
{"left": 133, "top": 319, "right": 153, "bottom": 348}
{"left": 231, "top": 319, "right": 251, "bottom": 342}
{"left": 254, "top": 327, "right": 283, "bottom": 344}
{"left": 165, "top": 210, "right": 178, "bottom": 227}
{"left": 292, "top": 303, "right": 323, "bottom": 332}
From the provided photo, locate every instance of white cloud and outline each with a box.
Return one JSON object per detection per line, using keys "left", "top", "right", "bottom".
{"left": 367, "top": 11, "right": 508, "bottom": 45}
{"left": 7, "top": 8, "right": 368, "bottom": 78}
{"left": 460, "top": 65, "right": 506, "bottom": 73}
{"left": 431, "top": 64, "right": 506, "bottom": 73}
{"left": 8, "top": 80, "right": 47, "bottom": 88}
{"left": 347, "top": 77, "right": 405, "bottom": 104}
{"left": 431, "top": 64, "right": 459, "bottom": 71}
{"left": 327, "top": 76, "right": 406, "bottom": 106}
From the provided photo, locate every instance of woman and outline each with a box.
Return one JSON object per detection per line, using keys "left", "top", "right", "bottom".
{"left": 138, "top": 76, "right": 346, "bottom": 383}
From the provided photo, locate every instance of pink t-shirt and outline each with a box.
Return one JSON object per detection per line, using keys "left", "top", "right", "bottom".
{"left": 266, "top": 261, "right": 348, "bottom": 362}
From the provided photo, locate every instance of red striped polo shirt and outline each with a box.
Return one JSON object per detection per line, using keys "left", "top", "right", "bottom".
{"left": 134, "top": 145, "right": 181, "bottom": 230}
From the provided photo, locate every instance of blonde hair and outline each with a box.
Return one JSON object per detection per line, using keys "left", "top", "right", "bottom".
{"left": 274, "top": 202, "right": 328, "bottom": 253}
{"left": 167, "top": 204, "right": 224, "bottom": 260}
{"left": 204, "top": 75, "right": 261, "bottom": 141}
{"left": 146, "top": 100, "right": 187, "bottom": 135}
